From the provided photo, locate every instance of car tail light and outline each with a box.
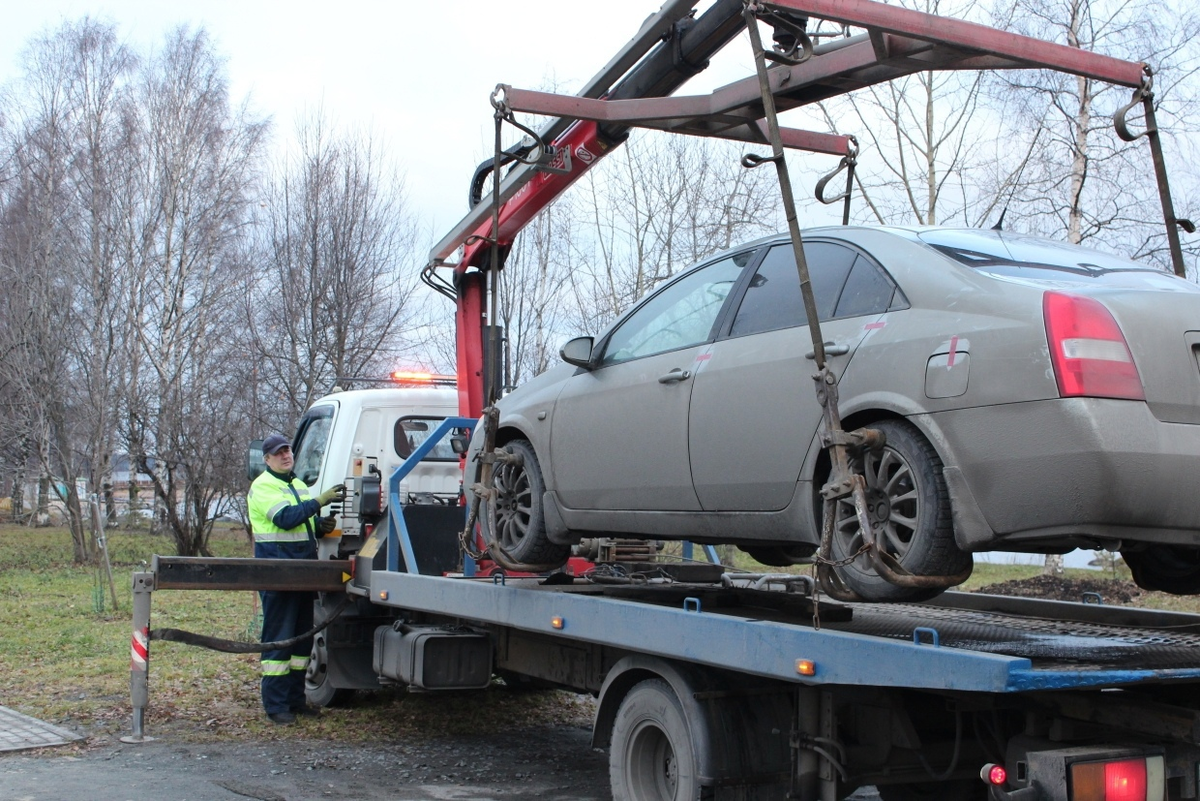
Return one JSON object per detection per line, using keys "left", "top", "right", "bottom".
{"left": 1070, "top": 756, "right": 1163, "bottom": 801}
{"left": 1044, "top": 291, "right": 1144, "bottom": 400}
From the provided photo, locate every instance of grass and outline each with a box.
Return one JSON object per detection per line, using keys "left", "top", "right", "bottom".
{"left": 4, "top": 524, "right": 1200, "bottom": 749}
{"left": 0, "top": 523, "right": 592, "bottom": 747}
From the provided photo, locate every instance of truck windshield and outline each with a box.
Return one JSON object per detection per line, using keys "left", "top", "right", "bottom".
{"left": 293, "top": 405, "right": 335, "bottom": 485}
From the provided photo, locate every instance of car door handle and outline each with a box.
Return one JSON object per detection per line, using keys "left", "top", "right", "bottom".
{"left": 658, "top": 368, "right": 692, "bottom": 384}
{"left": 805, "top": 342, "right": 851, "bottom": 360}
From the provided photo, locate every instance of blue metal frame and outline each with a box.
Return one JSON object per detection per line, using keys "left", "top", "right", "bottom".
{"left": 367, "top": 572, "right": 1200, "bottom": 694}
{"left": 386, "top": 416, "right": 476, "bottom": 575}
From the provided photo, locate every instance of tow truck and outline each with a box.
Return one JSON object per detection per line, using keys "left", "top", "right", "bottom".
{"left": 127, "top": 2, "right": 1200, "bottom": 799}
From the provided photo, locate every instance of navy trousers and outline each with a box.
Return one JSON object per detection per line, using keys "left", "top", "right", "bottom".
{"left": 255, "top": 541, "right": 316, "bottom": 715}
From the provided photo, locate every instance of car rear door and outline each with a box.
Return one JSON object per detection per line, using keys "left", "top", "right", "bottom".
{"left": 550, "top": 254, "right": 752, "bottom": 511}
{"left": 688, "top": 241, "right": 900, "bottom": 511}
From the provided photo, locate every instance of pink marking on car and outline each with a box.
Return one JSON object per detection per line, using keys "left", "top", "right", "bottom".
{"left": 864, "top": 322, "right": 886, "bottom": 330}
{"left": 947, "top": 335, "right": 959, "bottom": 368}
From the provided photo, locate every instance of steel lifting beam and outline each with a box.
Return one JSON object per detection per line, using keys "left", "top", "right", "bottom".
{"left": 150, "top": 555, "right": 352, "bottom": 592}
{"left": 428, "top": 0, "right": 1149, "bottom": 275}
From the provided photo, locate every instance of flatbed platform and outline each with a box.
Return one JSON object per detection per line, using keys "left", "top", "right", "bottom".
{"left": 366, "top": 570, "right": 1200, "bottom": 694}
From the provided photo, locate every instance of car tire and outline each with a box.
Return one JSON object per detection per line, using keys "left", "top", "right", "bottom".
{"left": 826, "top": 419, "right": 970, "bottom": 602}
{"left": 1122, "top": 545, "right": 1200, "bottom": 595}
{"left": 609, "top": 679, "right": 700, "bottom": 801}
{"left": 482, "top": 439, "right": 570, "bottom": 569}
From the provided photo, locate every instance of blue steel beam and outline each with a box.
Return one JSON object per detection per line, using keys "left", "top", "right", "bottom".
{"left": 368, "top": 572, "right": 1200, "bottom": 693}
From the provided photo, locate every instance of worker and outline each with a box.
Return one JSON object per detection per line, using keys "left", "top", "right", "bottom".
{"left": 247, "top": 433, "right": 345, "bottom": 725}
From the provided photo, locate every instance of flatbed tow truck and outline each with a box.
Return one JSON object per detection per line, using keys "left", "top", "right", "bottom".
{"left": 126, "top": 2, "right": 1200, "bottom": 799}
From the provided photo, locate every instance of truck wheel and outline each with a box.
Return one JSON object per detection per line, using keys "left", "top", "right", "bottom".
{"left": 827, "top": 420, "right": 970, "bottom": 602}
{"left": 305, "top": 633, "right": 355, "bottom": 708}
{"left": 483, "top": 440, "right": 570, "bottom": 568}
{"left": 610, "top": 679, "right": 699, "bottom": 801}
{"left": 1123, "top": 545, "right": 1200, "bottom": 595}
{"left": 877, "top": 779, "right": 987, "bottom": 801}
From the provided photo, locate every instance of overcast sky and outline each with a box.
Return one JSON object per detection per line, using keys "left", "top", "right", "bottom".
{"left": 0, "top": 0, "right": 766, "bottom": 241}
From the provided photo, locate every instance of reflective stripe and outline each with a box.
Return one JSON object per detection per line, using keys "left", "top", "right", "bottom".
{"left": 266, "top": 500, "right": 292, "bottom": 519}
{"left": 290, "top": 656, "right": 310, "bottom": 671}
{"left": 262, "top": 659, "right": 290, "bottom": 676}
{"left": 255, "top": 531, "right": 311, "bottom": 543}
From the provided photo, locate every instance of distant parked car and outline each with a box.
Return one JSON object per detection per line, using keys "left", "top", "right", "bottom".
{"left": 470, "top": 226, "right": 1200, "bottom": 600}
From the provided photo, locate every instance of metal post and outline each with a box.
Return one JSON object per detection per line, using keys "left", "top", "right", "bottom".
{"left": 121, "top": 571, "right": 155, "bottom": 743}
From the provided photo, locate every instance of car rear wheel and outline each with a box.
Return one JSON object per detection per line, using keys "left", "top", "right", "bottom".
{"left": 827, "top": 419, "right": 971, "bottom": 602}
{"left": 1122, "top": 545, "right": 1200, "bottom": 595}
{"left": 482, "top": 439, "right": 570, "bottom": 569}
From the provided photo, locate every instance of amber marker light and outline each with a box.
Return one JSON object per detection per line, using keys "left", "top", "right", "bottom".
{"left": 795, "top": 659, "right": 816, "bottom": 676}
{"left": 551, "top": 616, "right": 565, "bottom": 630}
{"left": 379, "top": 590, "right": 389, "bottom": 601}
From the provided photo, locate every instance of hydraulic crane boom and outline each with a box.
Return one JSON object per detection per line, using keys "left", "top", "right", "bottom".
{"left": 430, "top": 0, "right": 1162, "bottom": 421}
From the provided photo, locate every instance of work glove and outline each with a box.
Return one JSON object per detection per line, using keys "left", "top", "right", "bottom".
{"left": 316, "top": 484, "right": 346, "bottom": 507}
{"left": 317, "top": 515, "right": 337, "bottom": 536}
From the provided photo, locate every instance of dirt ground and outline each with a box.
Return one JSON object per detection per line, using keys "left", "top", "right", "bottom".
{"left": 973, "top": 573, "right": 1145, "bottom": 603}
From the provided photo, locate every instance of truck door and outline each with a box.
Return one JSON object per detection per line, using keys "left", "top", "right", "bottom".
{"left": 689, "top": 241, "right": 897, "bottom": 511}
{"left": 551, "top": 254, "right": 751, "bottom": 511}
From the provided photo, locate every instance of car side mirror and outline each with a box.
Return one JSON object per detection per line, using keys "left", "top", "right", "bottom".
{"left": 560, "top": 336, "right": 595, "bottom": 369}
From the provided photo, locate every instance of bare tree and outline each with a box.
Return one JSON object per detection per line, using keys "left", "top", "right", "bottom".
{"left": 987, "top": 0, "right": 1200, "bottom": 266}
{"left": 120, "top": 26, "right": 267, "bottom": 556}
{"left": 249, "top": 110, "right": 422, "bottom": 430}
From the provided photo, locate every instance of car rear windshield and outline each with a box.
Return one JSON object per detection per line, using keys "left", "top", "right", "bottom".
{"left": 918, "top": 229, "right": 1162, "bottom": 283}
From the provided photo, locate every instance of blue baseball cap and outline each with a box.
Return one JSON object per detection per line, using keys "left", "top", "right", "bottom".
{"left": 262, "top": 434, "right": 290, "bottom": 456}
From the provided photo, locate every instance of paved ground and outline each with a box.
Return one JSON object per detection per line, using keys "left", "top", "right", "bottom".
{"left": 0, "top": 706, "right": 81, "bottom": 753}
{"left": 1, "top": 728, "right": 884, "bottom": 800}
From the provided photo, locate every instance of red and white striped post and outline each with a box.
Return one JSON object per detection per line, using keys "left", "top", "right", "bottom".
{"left": 120, "top": 571, "right": 155, "bottom": 744}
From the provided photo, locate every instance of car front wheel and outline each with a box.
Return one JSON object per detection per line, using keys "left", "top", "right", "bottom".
{"left": 482, "top": 439, "right": 570, "bottom": 569}
{"left": 827, "top": 419, "right": 971, "bottom": 602}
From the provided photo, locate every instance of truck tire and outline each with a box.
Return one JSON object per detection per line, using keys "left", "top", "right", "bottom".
{"left": 305, "top": 633, "right": 355, "bottom": 708}
{"left": 1123, "top": 545, "right": 1200, "bottom": 595}
{"left": 610, "top": 679, "right": 700, "bottom": 801}
{"left": 482, "top": 439, "right": 570, "bottom": 569}
{"left": 827, "top": 420, "right": 970, "bottom": 602}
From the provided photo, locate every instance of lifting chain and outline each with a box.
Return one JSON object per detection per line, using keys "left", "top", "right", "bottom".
{"left": 1112, "top": 66, "right": 1193, "bottom": 278}
{"left": 741, "top": 1, "right": 970, "bottom": 607}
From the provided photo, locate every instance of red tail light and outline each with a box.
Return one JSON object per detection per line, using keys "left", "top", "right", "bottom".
{"left": 1070, "top": 758, "right": 1148, "bottom": 801}
{"left": 1043, "top": 291, "right": 1144, "bottom": 400}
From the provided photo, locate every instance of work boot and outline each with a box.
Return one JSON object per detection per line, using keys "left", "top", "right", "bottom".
{"left": 291, "top": 704, "right": 320, "bottom": 717}
{"left": 267, "top": 711, "right": 296, "bottom": 725}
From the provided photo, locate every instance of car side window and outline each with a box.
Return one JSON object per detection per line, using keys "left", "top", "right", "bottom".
{"left": 601, "top": 255, "right": 750, "bottom": 366}
{"left": 834, "top": 255, "right": 897, "bottom": 318}
{"left": 730, "top": 242, "right": 856, "bottom": 336}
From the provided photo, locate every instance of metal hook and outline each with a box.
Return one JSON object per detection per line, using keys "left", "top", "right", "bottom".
{"left": 815, "top": 156, "right": 854, "bottom": 205}
{"left": 756, "top": 4, "right": 814, "bottom": 65}
{"left": 741, "top": 152, "right": 781, "bottom": 169}
{"left": 1114, "top": 69, "right": 1154, "bottom": 143}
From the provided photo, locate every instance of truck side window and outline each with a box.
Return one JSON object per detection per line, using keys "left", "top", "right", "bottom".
{"left": 394, "top": 417, "right": 458, "bottom": 461}
{"left": 293, "top": 406, "right": 335, "bottom": 486}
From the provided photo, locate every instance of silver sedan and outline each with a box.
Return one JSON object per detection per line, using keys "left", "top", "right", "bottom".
{"left": 471, "top": 226, "right": 1200, "bottom": 600}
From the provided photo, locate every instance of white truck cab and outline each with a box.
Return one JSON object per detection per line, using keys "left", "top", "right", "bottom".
{"left": 252, "top": 380, "right": 462, "bottom": 560}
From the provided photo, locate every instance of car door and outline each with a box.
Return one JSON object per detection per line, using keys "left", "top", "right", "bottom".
{"left": 689, "top": 241, "right": 901, "bottom": 511}
{"left": 550, "top": 254, "right": 752, "bottom": 511}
